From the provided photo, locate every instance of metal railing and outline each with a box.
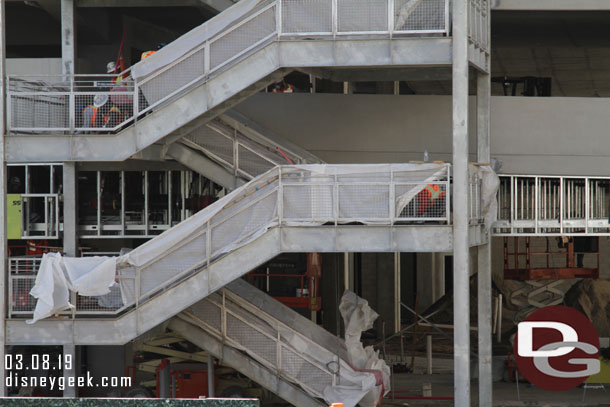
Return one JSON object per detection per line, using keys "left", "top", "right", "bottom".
{"left": 8, "top": 256, "right": 133, "bottom": 317}
{"left": 182, "top": 118, "right": 307, "bottom": 180}
{"left": 181, "top": 289, "right": 339, "bottom": 398}
{"left": 7, "top": 0, "right": 450, "bottom": 135}
{"left": 468, "top": 0, "right": 489, "bottom": 52}
{"left": 21, "top": 194, "right": 60, "bottom": 239}
{"left": 9, "top": 164, "right": 466, "bottom": 319}
{"left": 10, "top": 164, "right": 486, "bottom": 319}
{"left": 493, "top": 175, "right": 610, "bottom": 236}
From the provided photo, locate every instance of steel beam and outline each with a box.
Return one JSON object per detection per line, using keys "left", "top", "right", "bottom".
{"left": 76, "top": 0, "right": 237, "bottom": 12}
{"left": 452, "top": 0, "right": 471, "bottom": 405}
{"left": 492, "top": 0, "right": 610, "bottom": 10}
{"left": 477, "top": 24, "right": 493, "bottom": 400}
{"left": 63, "top": 163, "right": 78, "bottom": 257}
{"left": 0, "top": 0, "right": 6, "bottom": 396}
{"left": 166, "top": 143, "right": 245, "bottom": 191}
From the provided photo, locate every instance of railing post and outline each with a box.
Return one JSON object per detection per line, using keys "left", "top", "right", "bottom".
{"left": 278, "top": 167, "right": 283, "bottom": 225}
{"left": 388, "top": 0, "right": 394, "bottom": 35}
{"left": 585, "top": 177, "right": 590, "bottom": 234}
{"left": 534, "top": 177, "right": 539, "bottom": 233}
{"left": 206, "top": 220, "right": 211, "bottom": 266}
{"left": 204, "top": 42, "right": 210, "bottom": 77}
{"left": 445, "top": 164, "right": 452, "bottom": 225}
{"left": 559, "top": 177, "right": 564, "bottom": 234}
{"left": 445, "top": 0, "right": 450, "bottom": 35}
{"left": 69, "top": 78, "right": 75, "bottom": 132}
{"left": 389, "top": 167, "right": 395, "bottom": 223}
{"left": 133, "top": 79, "right": 139, "bottom": 123}
{"left": 332, "top": 0, "right": 338, "bottom": 37}
{"left": 7, "top": 272, "right": 12, "bottom": 319}
{"left": 276, "top": 0, "right": 282, "bottom": 37}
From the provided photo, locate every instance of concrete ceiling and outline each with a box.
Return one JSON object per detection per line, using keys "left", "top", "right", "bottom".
{"left": 491, "top": 11, "right": 610, "bottom": 97}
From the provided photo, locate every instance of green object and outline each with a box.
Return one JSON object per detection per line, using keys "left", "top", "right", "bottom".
{"left": 7, "top": 194, "right": 22, "bottom": 240}
{"left": 0, "top": 399, "right": 259, "bottom": 407}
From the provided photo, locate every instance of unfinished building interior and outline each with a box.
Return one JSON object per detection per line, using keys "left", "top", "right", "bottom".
{"left": 1, "top": 0, "right": 610, "bottom": 405}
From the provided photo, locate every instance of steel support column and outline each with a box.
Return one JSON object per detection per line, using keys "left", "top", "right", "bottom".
{"left": 62, "top": 1, "right": 78, "bottom": 397}
{"left": 0, "top": 0, "right": 7, "bottom": 397}
{"left": 452, "top": 0, "right": 471, "bottom": 405}
{"left": 477, "top": 56, "right": 493, "bottom": 407}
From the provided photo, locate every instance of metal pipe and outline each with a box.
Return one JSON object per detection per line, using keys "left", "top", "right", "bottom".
{"left": 426, "top": 335, "right": 433, "bottom": 375}
{"left": 207, "top": 354, "right": 215, "bottom": 397}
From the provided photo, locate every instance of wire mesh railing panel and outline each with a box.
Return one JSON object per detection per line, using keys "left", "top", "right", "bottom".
{"left": 10, "top": 94, "right": 69, "bottom": 130}
{"left": 280, "top": 346, "right": 330, "bottom": 395}
{"left": 237, "top": 144, "right": 276, "bottom": 178}
{"left": 396, "top": 183, "right": 447, "bottom": 220}
{"left": 210, "top": 191, "right": 278, "bottom": 257}
{"left": 190, "top": 298, "right": 222, "bottom": 332}
{"left": 226, "top": 297, "right": 277, "bottom": 337}
{"left": 338, "top": 184, "right": 390, "bottom": 220}
{"left": 185, "top": 124, "right": 236, "bottom": 166}
{"left": 76, "top": 282, "right": 124, "bottom": 313}
{"left": 394, "top": 0, "right": 447, "bottom": 32}
{"left": 138, "top": 232, "right": 207, "bottom": 298}
{"left": 226, "top": 312, "right": 278, "bottom": 365}
{"left": 337, "top": 0, "right": 388, "bottom": 32}
{"left": 282, "top": 184, "right": 335, "bottom": 221}
{"left": 10, "top": 276, "right": 37, "bottom": 314}
{"left": 210, "top": 6, "right": 276, "bottom": 71}
{"left": 139, "top": 48, "right": 205, "bottom": 113}
{"left": 281, "top": 0, "right": 332, "bottom": 34}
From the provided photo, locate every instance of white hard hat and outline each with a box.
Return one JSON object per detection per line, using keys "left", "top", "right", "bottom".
{"left": 93, "top": 94, "right": 109, "bottom": 108}
{"left": 106, "top": 61, "right": 116, "bottom": 74}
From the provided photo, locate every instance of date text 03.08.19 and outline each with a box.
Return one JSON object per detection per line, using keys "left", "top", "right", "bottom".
{"left": 4, "top": 354, "right": 73, "bottom": 371}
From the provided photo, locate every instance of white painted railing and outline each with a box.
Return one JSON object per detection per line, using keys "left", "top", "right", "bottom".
{"left": 493, "top": 175, "right": 610, "bottom": 236}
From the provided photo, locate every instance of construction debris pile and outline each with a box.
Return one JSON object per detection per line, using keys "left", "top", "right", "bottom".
{"left": 564, "top": 278, "right": 610, "bottom": 337}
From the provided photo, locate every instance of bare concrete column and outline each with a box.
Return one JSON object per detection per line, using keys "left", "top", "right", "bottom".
{"left": 477, "top": 69, "right": 492, "bottom": 406}
{"left": 452, "top": 0, "right": 471, "bottom": 405}
{"left": 63, "top": 344, "right": 77, "bottom": 397}
{"left": 61, "top": 0, "right": 75, "bottom": 76}
{"left": 61, "top": 1, "right": 78, "bottom": 398}
{"left": 0, "top": 0, "right": 7, "bottom": 397}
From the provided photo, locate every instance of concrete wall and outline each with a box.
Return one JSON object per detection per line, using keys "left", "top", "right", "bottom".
{"left": 235, "top": 94, "right": 610, "bottom": 176}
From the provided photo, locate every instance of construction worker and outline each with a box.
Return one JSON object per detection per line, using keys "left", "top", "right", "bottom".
{"left": 81, "top": 94, "right": 109, "bottom": 128}
{"left": 103, "top": 105, "right": 123, "bottom": 129}
{"left": 140, "top": 43, "right": 166, "bottom": 61}
{"left": 416, "top": 183, "right": 446, "bottom": 217}
{"left": 271, "top": 80, "right": 295, "bottom": 93}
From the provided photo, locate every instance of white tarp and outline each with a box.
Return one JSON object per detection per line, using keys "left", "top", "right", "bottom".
{"left": 27, "top": 253, "right": 116, "bottom": 324}
{"left": 131, "top": 0, "right": 267, "bottom": 81}
{"left": 325, "top": 290, "right": 391, "bottom": 407}
{"left": 27, "top": 164, "right": 496, "bottom": 325}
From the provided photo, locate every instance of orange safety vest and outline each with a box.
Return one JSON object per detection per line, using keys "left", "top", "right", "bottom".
{"left": 417, "top": 184, "right": 446, "bottom": 215}
{"left": 83, "top": 105, "right": 99, "bottom": 127}
{"left": 141, "top": 50, "right": 156, "bottom": 60}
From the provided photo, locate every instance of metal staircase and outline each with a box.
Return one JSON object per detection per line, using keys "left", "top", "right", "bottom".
{"left": 170, "top": 279, "right": 376, "bottom": 407}
{"left": 5, "top": 0, "right": 456, "bottom": 162}
{"left": 7, "top": 163, "right": 489, "bottom": 346}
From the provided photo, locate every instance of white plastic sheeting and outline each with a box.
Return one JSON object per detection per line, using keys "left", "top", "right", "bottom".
{"left": 27, "top": 253, "right": 116, "bottom": 323}
{"left": 329, "top": 291, "right": 391, "bottom": 407}
{"left": 131, "top": 0, "right": 268, "bottom": 81}
{"left": 27, "top": 164, "right": 495, "bottom": 325}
